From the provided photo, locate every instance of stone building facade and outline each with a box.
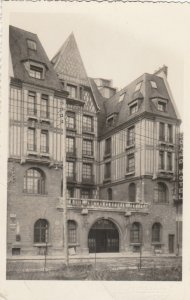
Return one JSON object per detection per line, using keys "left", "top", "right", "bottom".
{"left": 7, "top": 25, "right": 182, "bottom": 257}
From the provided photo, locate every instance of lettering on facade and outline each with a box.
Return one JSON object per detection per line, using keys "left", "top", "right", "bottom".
{"left": 178, "top": 134, "right": 183, "bottom": 201}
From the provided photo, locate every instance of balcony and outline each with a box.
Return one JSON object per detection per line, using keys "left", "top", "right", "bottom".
{"left": 82, "top": 175, "right": 95, "bottom": 185}
{"left": 57, "top": 198, "right": 150, "bottom": 214}
{"left": 157, "top": 170, "right": 174, "bottom": 180}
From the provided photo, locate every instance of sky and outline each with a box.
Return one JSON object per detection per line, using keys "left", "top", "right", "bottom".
{"left": 9, "top": 3, "right": 190, "bottom": 120}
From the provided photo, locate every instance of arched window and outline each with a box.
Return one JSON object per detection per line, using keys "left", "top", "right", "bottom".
{"left": 157, "top": 182, "right": 168, "bottom": 203}
{"left": 107, "top": 188, "right": 112, "bottom": 200}
{"left": 34, "top": 219, "right": 49, "bottom": 243}
{"left": 152, "top": 223, "right": 162, "bottom": 243}
{"left": 130, "top": 222, "right": 142, "bottom": 243}
{"left": 24, "top": 168, "right": 45, "bottom": 194}
{"left": 128, "top": 183, "right": 136, "bottom": 202}
{"left": 68, "top": 220, "right": 77, "bottom": 244}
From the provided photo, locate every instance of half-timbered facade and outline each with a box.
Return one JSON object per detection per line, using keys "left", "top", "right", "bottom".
{"left": 7, "top": 26, "right": 182, "bottom": 257}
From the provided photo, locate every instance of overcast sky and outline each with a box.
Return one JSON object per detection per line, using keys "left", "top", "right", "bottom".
{"left": 9, "top": 3, "right": 189, "bottom": 120}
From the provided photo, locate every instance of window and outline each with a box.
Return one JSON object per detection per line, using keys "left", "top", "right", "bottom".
{"left": 28, "top": 91, "right": 37, "bottom": 116}
{"left": 27, "top": 128, "right": 36, "bottom": 151}
{"left": 152, "top": 223, "right": 161, "bottom": 243}
{"left": 107, "top": 116, "right": 114, "bottom": 127}
{"left": 27, "top": 39, "right": 37, "bottom": 50}
{"left": 104, "top": 162, "right": 111, "bottom": 179}
{"left": 107, "top": 188, "right": 112, "bottom": 200}
{"left": 66, "top": 112, "right": 75, "bottom": 129}
{"left": 157, "top": 182, "right": 168, "bottom": 203}
{"left": 83, "top": 139, "right": 93, "bottom": 156}
{"left": 67, "top": 84, "right": 77, "bottom": 99}
{"left": 127, "top": 154, "right": 135, "bottom": 173}
{"left": 67, "top": 161, "right": 74, "bottom": 178}
{"left": 81, "top": 188, "right": 92, "bottom": 199}
{"left": 130, "top": 103, "right": 138, "bottom": 115}
{"left": 12, "top": 248, "right": 21, "bottom": 255}
{"left": 129, "top": 183, "right": 136, "bottom": 202}
{"left": 66, "top": 137, "right": 75, "bottom": 154}
{"left": 41, "top": 94, "right": 49, "bottom": 118}
{"left": 127, "top": 126, "right": 135, "bottom": 146}
{"left": 150, "top": 81, "right": 157, "bottom": 88}
{"left": 130, "top": 222, "right": 142, "bottom": 243}
{"left": 83, "top": 115, "right": 93, "bottom": 132}
{"left": 168, "top": 124, "right": 173, "bottom": 143}
{"left": 105, "top": 137, "right": 111, "bottom": 155}
{"left": 40, "top": 130, "right": 49, "bottom": 153}
{"left": 68, "top": 220, "right": 77, "bottom": 244}
{"left": 24, "top": 168, "right": 45, "bottom": 194}
{"left": 167, "top": 152, "right": 172, "bottom": 171}
{"left": 119, "top": 93, "right": 125, "bottom": 102}
{"left": 135, "top": 82, "right": 142, "bottom": 92}
{"left": 159, "top": 151, "right": 165, "bottom": 169}
{"left": 29, "top": 65, "right": 43, "bottom": 79}
{"left": 82, "top": 163, "right": 92, "bottom": 180}
{"left": 34, "top": 219, "right": 49, "bottom": 243}
{"left": 159, "top": 122, "right": 165, "bottom": 141}
{"left": 67, "top": 187, "right": 74, "bottom": 198}
{"left": 158, "top": 101, "right": 166, "bottom": 112}
{"left": 16, "top": 234, "right": 21, "bottom": 242}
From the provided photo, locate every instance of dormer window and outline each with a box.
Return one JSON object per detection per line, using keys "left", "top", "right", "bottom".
{"left": 27, "top": 40, "right": 37, "bottom": 51}
{"left": 29, "top": 65, "right": 43, "bottom": 79}
{"left": 67, "top": 84, "right": 77, "bottom": 99}
{"left": 130, "top": 102, "right": 138, "bottom": 115}
{"left": 106, "top": 113, "right": 117, "bottom": 127}
{"left": 119, "top": 93, "right": 125, "bottom": 102}
{"left": 158, "top": 100, "right": 166, "bottom": 112}
{"left": 150, "top": 81, "right": 157, "bottom": 89}
{"left": 135, "top": 82, "right": 142, "bottom": 92}
{"left": 107, "top": 117, "right": 114, "bottom": 127}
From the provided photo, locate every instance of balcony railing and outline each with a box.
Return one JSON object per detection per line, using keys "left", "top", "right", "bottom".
{"left": 57, "top": 197, "right": 149, "bottom": 213}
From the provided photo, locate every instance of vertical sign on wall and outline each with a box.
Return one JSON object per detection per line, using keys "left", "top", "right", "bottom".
{"left": 178, "top": 133, "right": 183, "bottom": 202}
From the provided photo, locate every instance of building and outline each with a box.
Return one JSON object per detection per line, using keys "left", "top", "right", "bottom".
{"left": 7, "top": 25, "right": 182, "bottom": 257}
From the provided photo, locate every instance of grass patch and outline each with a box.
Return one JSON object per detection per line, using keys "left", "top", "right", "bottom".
{"left": 7, "top": 265, "right": 182, "bottom": 281}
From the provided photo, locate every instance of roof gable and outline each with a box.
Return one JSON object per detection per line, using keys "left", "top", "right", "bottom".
{"left": 52, "top": 33, "right": 89, "bottom": 86}
{"left": 9, "top": 25, "right": 62, "bottom": 91}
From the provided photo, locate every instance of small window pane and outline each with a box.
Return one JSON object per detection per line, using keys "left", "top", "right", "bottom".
{"left": 27, "top": 40, "right": 37, "bottom": 50}
{"left": 150, "top": 81, "right": 157, "bottom": 88}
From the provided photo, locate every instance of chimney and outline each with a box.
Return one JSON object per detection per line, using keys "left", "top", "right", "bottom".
{"left": 94, "top": 78, "right": 117, "bottom": 98}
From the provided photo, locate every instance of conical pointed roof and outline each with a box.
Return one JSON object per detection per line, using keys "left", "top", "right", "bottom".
{"left": 52, "top": 33, "right": 89, "bottom": 86}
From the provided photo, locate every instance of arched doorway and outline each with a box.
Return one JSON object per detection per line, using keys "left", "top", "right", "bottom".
{"left": 88, "top": 219, "right": 119, "bottom": 253}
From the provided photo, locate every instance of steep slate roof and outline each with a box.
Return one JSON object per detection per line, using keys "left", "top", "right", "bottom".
{"left": 91, "top": 73, "right": 179, "bottom": 137}
{"left": 51, "top": 33, "right": 90, "bottom": 86}
{"left": 9, "top": 25, "right": 62, "bottom": 91}
{"left": 89, "top": 78, "right": 107, "bottom": 135}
